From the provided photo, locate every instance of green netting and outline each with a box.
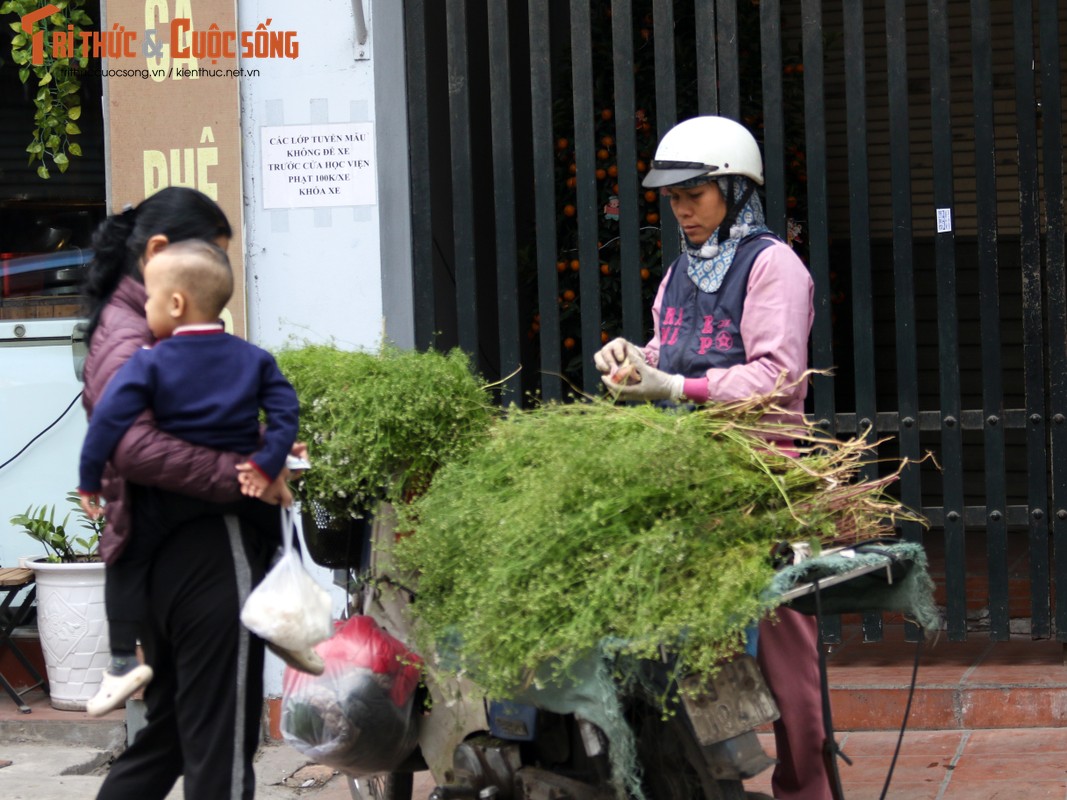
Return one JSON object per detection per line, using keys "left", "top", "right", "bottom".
{"left": 766, "top": 540, "right": 941, "bottom": 634}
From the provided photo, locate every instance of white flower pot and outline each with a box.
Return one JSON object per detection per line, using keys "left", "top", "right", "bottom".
{"left": 28, "top": 558, "right": 109, "bottom": 711}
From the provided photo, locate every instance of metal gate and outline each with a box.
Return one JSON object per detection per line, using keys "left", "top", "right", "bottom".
{"left": 401, "top": 0, "right": 1067, "bottom": 643}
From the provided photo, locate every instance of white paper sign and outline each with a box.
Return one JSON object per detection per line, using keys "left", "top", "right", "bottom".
{"left": 936, "top": 208, "right": 952, "bottom": 233}
{"left": 260, "top": 122, "right": 377, "bottom": 209}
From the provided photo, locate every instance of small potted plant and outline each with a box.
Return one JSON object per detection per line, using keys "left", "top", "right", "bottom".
{"left": 275, "top": 343, "right": 496, "bottom": 570}
{"left": 10, "top": 491, "right": 107, "bottom": 711}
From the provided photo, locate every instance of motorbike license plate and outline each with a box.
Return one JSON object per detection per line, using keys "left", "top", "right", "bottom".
{"left": 678, "top": 655, "right": 780, "bottom": 746}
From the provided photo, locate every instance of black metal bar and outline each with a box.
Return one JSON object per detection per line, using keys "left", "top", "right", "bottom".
{"left": 486, "top": 2, "right": 520, "bottom": 404}
{"left": 842, "top": 0, "right": 877, "bottom": 643}
{"left": 445, "top": 0, "right": 478, "bottom": 357}
{"left": 970, "top": 0, "right": 1010, "bottom": 639}
{"left": 612, "top": 0, "right": 643, "bottom": 347}
{"left": 927, "top": 0, "right": 967, "bottom": 640}
{"left": 884, "top": 0, "right": 924, "bottom": 560}
{"left": 829, "top": 408, "right": 1030, "bottom": 434}
{"left": 1039, "top": 0, "right": 1067, "bottom": 639}
{"left": 842, "top": 0, "right": 875, "bottom": 480}
{"left": 759, "top": 0, "right": 785, "bottom": 237}
{"left": 403, "top": 0, "right": 435, "bottom": 350}
{"left": 801, "top": 0, "right": 834, "bottom": 438}
{"left": 653, "top": 0, "right": 678, "bottom": 269}
{"left": 1014, "top": 0, "right": 1051, "bottom": 638}
{"left": 715, "top": 0, "right": 739, "bottom": 121}
{"left": 694, "top": 0, "right": 718, "bottom": 116}
{"left": 570, "top": 0, "right": 602, "bottom": 395}
{"left": 924, "top": 506, "right": 1031, "bottom": 529}
{"left": 528, "top": 0, "right": 562, "bottom": 402}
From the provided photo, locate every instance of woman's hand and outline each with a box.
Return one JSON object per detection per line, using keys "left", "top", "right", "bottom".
{"left": 593, "top": 337, "right": 646, "bottom": 374}
{"left": 602, "top": 359, "right": 686, "bottom": 402}
{"left": 288, "top": 442, "right": 309, "bottom": 478}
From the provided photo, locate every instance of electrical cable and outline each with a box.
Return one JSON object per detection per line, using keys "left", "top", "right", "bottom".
{"left": 0, "top": 391, "right": 83, "bottom": 472}
{"left": 878, "top": 634, "right": 923, "bottom": 800}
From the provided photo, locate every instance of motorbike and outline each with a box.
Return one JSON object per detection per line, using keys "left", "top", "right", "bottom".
{"left": 292, "top": 505, "right": 927, "bottom": 800}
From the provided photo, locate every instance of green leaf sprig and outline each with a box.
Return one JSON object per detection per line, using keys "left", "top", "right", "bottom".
{"left": 10, "top": 491, "right": 102, "bottom": 563}
{"left": 3, "top": 0, "right": 91, "bottom": 179}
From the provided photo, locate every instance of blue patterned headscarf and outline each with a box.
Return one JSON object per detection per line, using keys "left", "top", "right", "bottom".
{"left": 681, "top": 176, "right": 770, "bottom": 293}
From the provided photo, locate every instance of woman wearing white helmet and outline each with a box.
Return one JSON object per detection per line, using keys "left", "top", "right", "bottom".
{"left": 594, "top": 116, "right": 831, "bottom": 800}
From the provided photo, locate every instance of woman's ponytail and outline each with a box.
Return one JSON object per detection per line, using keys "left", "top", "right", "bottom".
{"left": 83, "top": 208, "right": 138, "bottom": 339}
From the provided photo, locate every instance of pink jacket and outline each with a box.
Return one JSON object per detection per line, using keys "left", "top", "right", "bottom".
{"left": 645, "top": 239, "right": 814, "bottom": 412}
{"left": 82, "top": 276, "right": 244, "bottom": 564}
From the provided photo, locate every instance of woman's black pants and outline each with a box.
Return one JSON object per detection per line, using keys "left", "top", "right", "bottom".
{"left": 96, "top": 506, "right": 279, "bottom": 800}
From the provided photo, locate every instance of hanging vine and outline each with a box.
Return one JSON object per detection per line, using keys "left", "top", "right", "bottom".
{"left": 3, "top": 0, "right": 92, "bottom": 179}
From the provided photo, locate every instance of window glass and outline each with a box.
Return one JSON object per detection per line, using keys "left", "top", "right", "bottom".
{"left": 0, "top": 1, "right": 105, "bottom": 321}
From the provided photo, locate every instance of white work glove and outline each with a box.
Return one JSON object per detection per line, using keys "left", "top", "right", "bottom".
{"left": 593, "top": 337, "right": 646, "bottom": 374}
{"left": 601, "top": 358, "right": 686, "bottom": 403}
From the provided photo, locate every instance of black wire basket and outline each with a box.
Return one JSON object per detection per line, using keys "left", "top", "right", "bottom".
{"left": 300, "top": 501, "right": 374, "bottom": 570}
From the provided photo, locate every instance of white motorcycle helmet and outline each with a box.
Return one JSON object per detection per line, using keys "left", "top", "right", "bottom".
{"left": 642, "top": 115, "right": 764, "bottom": 189}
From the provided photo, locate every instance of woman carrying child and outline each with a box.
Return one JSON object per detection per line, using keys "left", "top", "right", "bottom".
{"left": 82, "top": 186, "right": 292, "bottom": 800}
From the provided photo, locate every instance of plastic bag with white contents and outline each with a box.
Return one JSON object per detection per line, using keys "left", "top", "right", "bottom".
{"left": 241, "top": 506, "right": 333, "bottom": 651}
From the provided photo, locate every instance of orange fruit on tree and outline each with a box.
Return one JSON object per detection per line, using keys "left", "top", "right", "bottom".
{"left": 608, "top": 164, "right": 618, "bottom": 177}
{"left": 596, "top": 168, "right": 606, "bottom": 181}
{"left": 569, "top": 259, "right": 580, "bottom": 271}
{"left": 600, "top": 263, "right": 611, "bottom": 275}
{"left": 601, "top": 330, "right": 610, "bottom": 343}
{"left": 556, "top": 260, "right": 567, "bottom": 272}
{"left": 563, "top": 204, "right": 577, "bottom": 217}
{"left": 563, "top": 337, "right": 576, "bottom": 349}
{"left": 646, "top": 212, "right": 659, "bottom": 224}
{"left": 568, "top": 163, "right": 577, "bottom": 175}
{"left": 601, "top": 108, "right": 613, "bottom": 120}
{"left": 601, "top": 135, "right": 614, "bottom": 148}
{"left": 640, "top": 268, "right": 651, "bottom": 281}
{"left": 556, "top": 137, "right": 569, "bottom": 151}
{"left": 636, "top": 160, "right": 647, "bottom": 172}
{"left": 644, "top": 190, "right": 657, "bottom": 203}
{"left": 562, "top": 289, "right": 576, "bottom": 301}
{"left": 597, "top": 148, "right": 610, "bottom": 160}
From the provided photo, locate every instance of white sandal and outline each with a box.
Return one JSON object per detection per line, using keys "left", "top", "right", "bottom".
{"left": 86, "top": 664, "right": 154, "bottom": 717}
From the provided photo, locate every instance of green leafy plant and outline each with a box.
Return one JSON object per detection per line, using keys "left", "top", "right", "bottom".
{"left": 394, "top": 396, "right": 922, "bottom": 704}
{"left": 275, "top": 343, "right": 497, "bottom": 523}
{"left": 10, "top": 491, "right": 102, "bottom": 563}
{"left": 3, "top": 0, "right": 91, "bottom": 179}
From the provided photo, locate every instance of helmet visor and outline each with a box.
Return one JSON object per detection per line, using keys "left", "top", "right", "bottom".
{"left": 642, "top": 160, "right": 720, "bottom": 189}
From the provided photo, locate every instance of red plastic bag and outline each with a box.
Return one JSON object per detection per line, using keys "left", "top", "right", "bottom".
{"left": 281, "top": 615, "right": 423, "bottom": 776}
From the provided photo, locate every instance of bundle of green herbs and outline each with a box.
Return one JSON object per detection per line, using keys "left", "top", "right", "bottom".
{"left": 275, "top": 344, "right": 496, "bottom": 521}
{"left": 394, "top": 397, "right": 918, "bottom": 702}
